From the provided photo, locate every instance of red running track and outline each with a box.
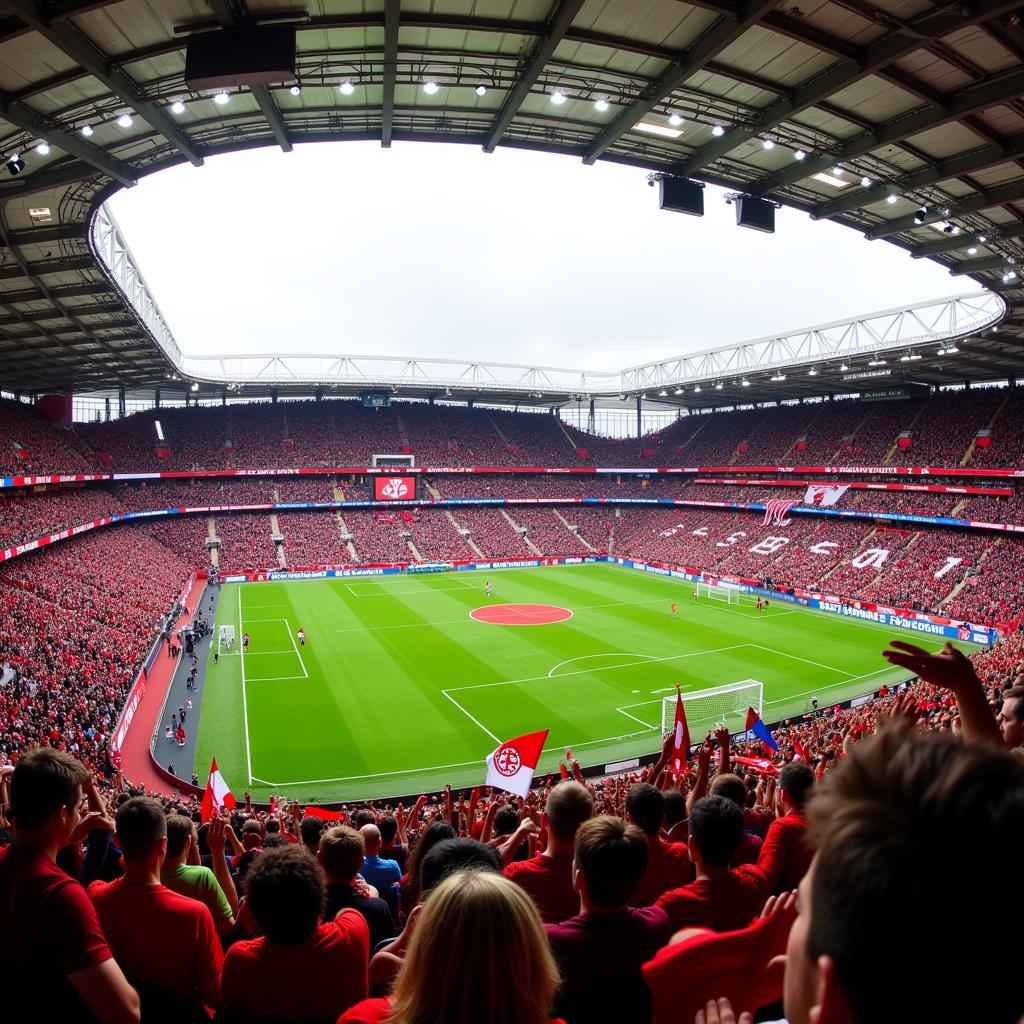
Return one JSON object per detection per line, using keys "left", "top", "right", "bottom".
{"left": 469, "top": 603, "right": 574, "bottom": 625}
{"left": 120, "top": 582, "right": 205, "bottom": 797}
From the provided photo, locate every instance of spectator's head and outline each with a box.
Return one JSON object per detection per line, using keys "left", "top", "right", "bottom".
{"left": 688, "top": 796, "right": 743, "bottom": 869}
{"left": 245, "top": 845, "right": 325, "bottom": 945}
{"left": 709, "top": 773, "right": 747, "bottom": 809}
{"left": 420, "top": 838, "right": 502, "bottom": 895}
{"left": 573, "top": 815, "right": 648, "bottom": 910}
{"left": 352, "top": 808, "right": 376, "bottom": 829}
{"left": 998, "top": 684, "right": 1024, "bottom": 748}
{"left": 779, "top": 761, "right": 815, "bottom": 811}
{"left": 625, "top": 783, "right": 665, "bottom": 834}
{"left": 662, "top": 788, "right": 687, "bottom": 833}
{"left": 9, "top": 748, "right": 90, "bottom": 841}
{"left": 544, "top": 781, "right": 593, "bottom": 844}
{"left": 299, "top": 814, "right": 324, "bottom": 854}
{"left": 405, "top": 820, "right": 457, "bottom": 903}
{"left": 390, "top": 870, "right": 558, "bottom": 1024}
{"left": 114, "top": 797, "right": 167, "bottom": 867}
{"left": 164, "top": 814, "right": 196, "bottom": 862}
{"left": 265, "top": 817, "right": 280, "bottom": 835}
{"left": 785, "top": 727, "right": 1024, "bottom": 1024}
{"left": 378, "top": 815, "right": 399, "bottom": 845}
{"left": 241, "top": 818, "right": 264, "bottom": 850}
{"left": 493, "top": 804, "right": 520, "bottom": 837}
{"left": 317, "top": 825, "right": 364, "bottom": 883}
{"left": 360, "top": 823, "right": 382, "bottom": 856}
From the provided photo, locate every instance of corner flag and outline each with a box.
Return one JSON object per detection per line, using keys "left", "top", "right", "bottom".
{"left": 200, "top": 757, "right": 236, "bottom": 822}
{"left": 485, "top": 729, "right": 549, "bottom": 798}
{"left": 745, "top": 708, "right": 779, "bottom": 754}
{"left": 671, "top": 685, "right": 691, "bottom": 779}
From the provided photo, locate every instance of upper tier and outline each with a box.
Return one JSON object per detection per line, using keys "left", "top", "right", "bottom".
{"left": 3, "top": 388, "right": 1021, "bottom": 476}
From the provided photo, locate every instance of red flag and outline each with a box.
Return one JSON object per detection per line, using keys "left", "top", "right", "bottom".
{"left": 559, "top": 761, "right": 569, "bottom": 780}
{"left": 792, "top": 736, "right": 809, "bottom": 762}
{"left": 485, "top": 728, "right": 549, "bottom": 798}
{"left": 200, "top": 757, "right": 236, "bottom": 823}
{"left": 302, "top": 805, "right": 347, "bottom": 822}
{"left": 671, "top": 685, "right": 691, "bottom": 779}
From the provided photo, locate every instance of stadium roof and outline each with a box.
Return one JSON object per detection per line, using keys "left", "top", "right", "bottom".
{"left": 1, "top": 0, "right": 1023, "bottom": 406}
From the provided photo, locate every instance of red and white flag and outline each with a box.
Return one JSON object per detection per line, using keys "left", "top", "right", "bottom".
{"left": 803, "top": 484, "right": 849, "bottom": 508}
{"left": 485, "top": 729, "right": 549, "bottom": 798}
{"left": 671, "top": 685, "right": 691, "bottom": 780}
{"left": 762, "top": 499, "right": 798, "bottom": 526}
{"left": 200, "top": 757, "right": 236, "bottom": 822}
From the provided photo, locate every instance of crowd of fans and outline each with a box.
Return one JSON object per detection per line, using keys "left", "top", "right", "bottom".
{"left": 280, "top": 512, "right": 352, "bottom": 568}
{"left": 214, "top": 515, "right": 279, "bottom": 571}
{"left": 0, "top": 398, "right": 100, "bottom": 475}
{"left": 509, "top": 509, "right": 592, "bottom": 556}
{"left": 2, "top": 627, "right": 1021, "bottom": 1023}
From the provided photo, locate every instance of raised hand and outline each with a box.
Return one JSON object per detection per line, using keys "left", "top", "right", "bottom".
{"left": 695, "top": 997, "right": 752, "bottom": 1024}
{"left": 882, "top": 640, "right": 976, "bottom": 691}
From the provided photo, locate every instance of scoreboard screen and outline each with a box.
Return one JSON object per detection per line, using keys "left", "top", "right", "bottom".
{"left": 362, "top": 391, "right": 391, "bottom": 408}
{"left": 374, "top": 476, "right": 416, "bottom": 501}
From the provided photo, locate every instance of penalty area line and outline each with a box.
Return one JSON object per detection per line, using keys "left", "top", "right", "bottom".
{"left": 441, "top": 689, "right": 501, "bottom": 744}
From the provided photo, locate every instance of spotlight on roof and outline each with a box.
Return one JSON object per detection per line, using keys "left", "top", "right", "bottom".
{"left": 715, "top": 382, "right": 723, "bottom": 390}
{"left": 711, "top": 124, "right": 725, "bottom": 137}
{"left": 793, "top": 150, "right": 806, "bottom": 161}
{"left": 80, "top": 123, "right": 94, "bottom": 136}
{"left": 978, "top": 234, "right": 988, "bottom": 243}
{"left": 741, "top": 378, "right": 750, "bottom": 387}
{"left": 550, "top": 89, "right": 567, "bottom": 105}
{"left": 476, "top": 84, "right": 488, "bottom": 97}
{"left": 860, "top": 175, "right": 871, "bottom": 187}
{"left": 423, "top": 80, "right": 440, "bottom": 94}
{"left": 886, "top": 194, "right": 898, "bottom": 204}
{"left": 190, "top": 382, "right": 199, "bottom": 392}
{"left": 339, "top": 80, "right": 355, "bottom": 95}
{"left": 593, "top": 96, "right": 609, "bottom": 111}
{"left": 659, "top": 389, "right": 668, "bottom": 397}
{"left": 668, "top": 112, "right": 683, "bottom": 127}
{"left": 839, "top": 363, "right": 849, "bottom": 372}
{"left": 693, "top": 385, "right": 702, "bottom": 393}
{"left": 289, "top": 85, "right": 301, "bottom": 96}
{"left": 117, "top": 113, "right": 133, "bottom": 128}
{"left": 770, "top": 373, "right": 786, "bottom": 382}
{"left": 674, "top": 388, "right": 683, "bottom": 395}
{"left": 808, "top": 368, "right": 817, "bottom": 376}
{"left": 5, "top": 153, "right": 25, "bottom": 176}
{"left": 967, "top": 247, "right": 978, "bottom": 255}
{"left": 214, "top": 91, "right": 229, "bottom": 105}
{"left": 762, "top": 138, "right": 774, "bottom": 150}
{"left": 832, "top": 166, "right": 844, "bottom": 176}
{"left": 944, "top": 223, "right": 956, "bottom": 234}
{"left": 171, "top": 100, "right": 186, "bottom": 114}
{"left": 35, "top": 141, "right": 50, "bottom": 156}
{"left": 913, "top": 208, "right": 927, "bottom": 223}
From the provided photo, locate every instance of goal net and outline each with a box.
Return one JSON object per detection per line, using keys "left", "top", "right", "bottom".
{"left": 218, "top": 625, "right": 235, "bottom": 652}
{"left": 696, "top": 580, "right": 741, "bottom": 604}
{"left": 661, "top": 679, "right": 763, "bottom": 739}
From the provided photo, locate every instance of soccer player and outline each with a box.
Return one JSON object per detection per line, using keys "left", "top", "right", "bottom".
{"left": 671, "top": 602, "right": 678, "bottom": 618}
{"left": 297, "top": 627, "right": 306, "bottom": 647}
{"left": 485, "top": 581, "right": 492, "bottom": 598}
{"left": 756, "top": 598, "right": 763, "bottom": 611}
{"left": 242, "top": 632, "right": 250, "bottom": 652}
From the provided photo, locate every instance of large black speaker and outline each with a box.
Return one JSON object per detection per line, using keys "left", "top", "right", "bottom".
{"left": 659, "top": 177, "right": 705, "bottom": 217}
{"left": 735, "top": 196, "right": 775, "bottom": 234}
{"left": 185, "top": 27, "right": 296, "bottom": 90}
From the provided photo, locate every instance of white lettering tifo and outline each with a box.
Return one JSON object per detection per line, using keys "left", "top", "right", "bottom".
{"left": 715, "top": 531, "right": 747, "bottom": 548}
{"left": 809, "top": 541, "right": 839, "bottom": 555}
{"left": 748, "top": 536, "right": 790, "bottom": 556}
{"left": 934, "top": 556, "right": 963, "bottom": 580}
{"left": 851, "top": 547, "right": 890, "bottom": 570}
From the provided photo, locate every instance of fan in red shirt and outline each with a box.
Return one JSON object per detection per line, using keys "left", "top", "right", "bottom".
{"left": 624, "top": 783, "right": 694, "bottom": 906}
{"left": 0, "top": 749, "right": 139, "bottom": 1024}
{"left": 656, "top": 795, "right": 783, "bottom": 933}
{"left": 222, "top": 844, "right": 369, "bottom": 1021}
{"left": 88, "top": 796, "right": 222, "bottom": 1011}
{"left": 341, "top": 869, "right": 565, "bottom": 1024}
{"left": 757, "top": 761, "right": 814, "bottom": 894}
{"left": 503, "top": 781, "right": 593, "bottom": 924}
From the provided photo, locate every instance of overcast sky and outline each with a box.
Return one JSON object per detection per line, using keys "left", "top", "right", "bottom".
{"left": 107, "top": 142, "right": 959, "bottom": 373}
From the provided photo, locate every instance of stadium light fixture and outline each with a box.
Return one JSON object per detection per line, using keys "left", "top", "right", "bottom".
{"left": 5, "top": 154, "right": 25, "bottom": 175}
{"left": 808, "top": 368, "right": 817, "bottom": 376}
{"left": 711, "top": 124, "right": 725, "bottom": 136}
{"left": 860, "top": 175, "right": 871, "bottom": 187}
{"left": 117, "top": 113, "right": 133, "bottom": 128}
{"left": 668, "top": 112, "right": 683, "bottom": 127}
{"left": 913, "top": 208, "right": 927, "bottom": 223}
{"left": 793, "top": 150, "right": 806, "bottom": 161}
{"left": 290, "top": 85, "right": 301, "bottom": 96}
{"left": 741, "top": 378, "right": 750, "bottom": 387}
{"left": 674, "top": 388, "right": 683, "bottom": 395}
{"left": 593, "top": 96, "right": 609, "bottom": 111}
{"left": 339, "top": 80, "right": 356, "bottom": 95}
{"left": 715, "top": 382, "right": 723, "bottom": 390}
{"left": 868, "top": 358, "right": 887, "bottom": 366}
{"left": 190, "top": 382, "right": 199, "bottom": 392}
{"left": 35, "top": 141, "right": 50, "bottom": 156}
{"left": 839, "top": 363, "right": 849, "bottom": 371}
{"left": 214, "top": 91, "right": 229, "bottom": 105}
{"left": 550, "top": 89, "right": 567, "bottom": 105}
{"left": 968, "top": 247, "right": 978, "bottom": 255}
{"left": 659, "top": 389, "right": 668, "bottom": 397}
{"left": 762, "top": 139, "right": 774, "bottom": 150}
{"left": 978, "top": 234, "right": 988, "bottom": 243}
{"left": 832, "top": 166, "right": 844, "bottom": 176}
{"left": 423, "top": 80, "right": 440, "bottom": 95}
{"left": 80, "top": 123, "right": 94, "bottom": 136}
{"left": 476, "top": 84, "right": 488, "bottom": 97}
{"left": 155, "top": 420, "right": 164, "bottom": 441}
{"left": 171, "top": 100, "right": 186, "bottom": 114}
{"left": 770, "top": 373, "right": 786, "bottom": 381}
{"left": 886, "top": 194, "right": 898, "bottom": 204}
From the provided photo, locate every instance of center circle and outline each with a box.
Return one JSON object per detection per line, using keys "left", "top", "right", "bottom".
{"left": 469, "top": 603, "right": 574, "bottom": 626}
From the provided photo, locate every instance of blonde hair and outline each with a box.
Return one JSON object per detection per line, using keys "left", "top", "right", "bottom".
{"left": 387, "top": 869, "right": 559, "bottom": 1024}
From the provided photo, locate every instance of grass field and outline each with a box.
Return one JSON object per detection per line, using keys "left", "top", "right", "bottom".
{"left": 194, "top": 563, "right": 982, "bottom": 802}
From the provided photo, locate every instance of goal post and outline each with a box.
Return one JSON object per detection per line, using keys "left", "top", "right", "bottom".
{"left": 695, "top": 580, "right": 741, "bottom": 605}
{"left": 661, "top": 679, "right": 763, "bottom": 738}
{"left": 218, "top": 625, "right": 235, "bottom": 653}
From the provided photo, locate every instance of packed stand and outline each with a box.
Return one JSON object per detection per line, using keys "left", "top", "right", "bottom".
{"left": 148, "top": 517, "right": 214, "bottom": 569}
{"left": 0, "top": 486, "right": 124, "bottom": 547}
{"left": 343, "top": 511, "right": 414, "bottom": 564}
{"left": 407, "top": 511, "right": 476, "bottom": 561}
{"left": 275, "top": 477, "right": 338, "bottom": 503}
{"left": 3, "top": 624, "right": 1023, "bottom": 1024}
{"left": 279, "top": 512, "right": 351, "bottom": 567}
{"left": 449, "top": 507, "right": 534, "bottom": 558}
{"left": 0, "top": 398, "right": 100, "bottom": 476}
{"left": 509, "top": 508, "right": 591, "bottom": 556}
{"left": 213, "top": 514, "right": 279, "bottom": 571}
{"left": 886, "top": 388, "right": 1002, "bottom": 466}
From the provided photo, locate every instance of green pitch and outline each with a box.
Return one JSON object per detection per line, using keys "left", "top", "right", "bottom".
{"left": 194, "top": 563, "right": 981, "bottom": 802}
